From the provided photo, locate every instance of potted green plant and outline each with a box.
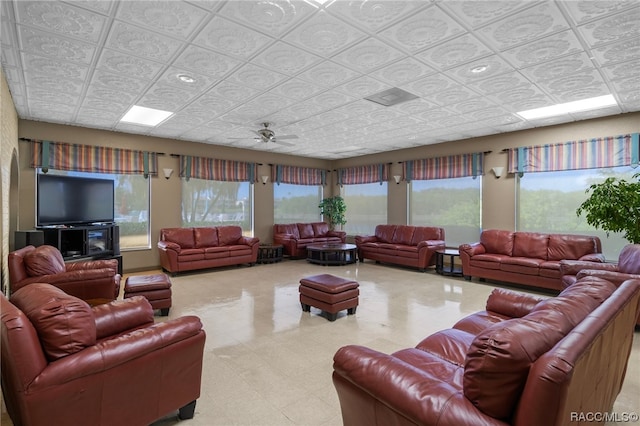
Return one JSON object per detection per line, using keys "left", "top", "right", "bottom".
{"left": 319, "top": 195, "right": 347, "bottom": 230}
{"left": 576, "top": 173, "right": 640, "bottom": 244}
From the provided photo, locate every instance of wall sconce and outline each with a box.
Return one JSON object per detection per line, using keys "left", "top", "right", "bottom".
{"left": 491, "top": 167, "right": 504, "bottom": 179}
{"left": 163, "top": 168, "right": 173, "bottom": 180}
{"left": 261, "top": 175, "right": 269, "bottom": 185}
{"left": 393, "top": 175, "right": 402, "bottom": 184}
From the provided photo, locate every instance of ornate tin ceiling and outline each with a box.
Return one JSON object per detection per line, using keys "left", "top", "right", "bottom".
{"left": 1, "top": 1, "right": 639, "bottom": 159}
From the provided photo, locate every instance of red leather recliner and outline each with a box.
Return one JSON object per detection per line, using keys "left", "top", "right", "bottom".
{"left": 8, "top": 245, "right": 120, "bottom": 301}
{"left": 1, "top": 283, "right": 206, "bottom": 426}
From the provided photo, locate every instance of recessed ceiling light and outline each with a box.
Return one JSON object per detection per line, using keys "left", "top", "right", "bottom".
{"left": 177, "top": 74, "right": 196, "bottom": 83}
{"left": 121, "top": 105, "right": 173, "bottom": 126}
{"left": 516, "top": 94, "right": 617, "bottom": 120}
{"left": 470, "top": 65, "right": 488, "bottom": 74}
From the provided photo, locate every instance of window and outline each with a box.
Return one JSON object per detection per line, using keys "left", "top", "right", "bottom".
{"left": 342, "top": 183, "right": 387, "bottom": 235}
{"left": 516, "top": 166, "right": 635, "bottom": 260}
{"left": 42, "top": 169, "right": 150, "bottom": 250}
{"left": 182, "top": 178, "right": 253, "bottom": 236}
{"left": 410, "top": 177, "right": 481, "bottom": 247}
{"left": 274, "top": 183, "right": 322, "bottom": 224}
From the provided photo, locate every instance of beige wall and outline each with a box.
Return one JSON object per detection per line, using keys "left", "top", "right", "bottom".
{"left": 1, "top": 67, "right": 19, "bottom": 295}
{"left": 9, "top": 90, "right": 640, "bottom": 273}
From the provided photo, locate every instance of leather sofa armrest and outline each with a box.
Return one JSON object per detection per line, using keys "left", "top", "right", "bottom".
{"left": 578, "top": 253, "right": 606, "bottom": 262}
{"left": 39, "top": 268, "right": 120, "bottom": 284}
{"left": 158, "top": 241, "right": 181, "bottom": 252}
{"left": 575, "top": 269, "right": 640, "bottom": 286}
{"left": 327, "top": 230, "right": 346, "bottom": 241}
{"left": 92, "top": 296, "right": 155, "bottom": 340}
{"left": 66, "top": 259, "right": 118, "bottom": 274}
{"left": 31, "top": 316, "right": 204, "bottom": 389}
{"left": 416, "top": 240, "right": 445, "bottom": 249}
{"left": 459, "top": 242, "right": 485, "bottom": 257}
{"left": 485, "top": 288, "right": 545, "bottom": 318}
{"left": 274, "top": 233, "right": 296, "bottom": 241}
{"left": 239, "top": 236, "right": 260, "bottom": 246}
{"left": 354, "top": 235, "right": 376, "bottom": 245}
{"left": 560, "top": 260, "right": 617, "bottom": 276}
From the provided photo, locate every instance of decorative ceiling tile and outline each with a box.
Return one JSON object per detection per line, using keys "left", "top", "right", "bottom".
{"left": 269, "top": 78, "right": 325, "bottom": 100}
{"left": 367, "top": 108, "right": 404, "bottom": 123}
{"left": 192, "top": 16, "right": 273, "bottom": 59}
{"left": 15, "top": 2, "right": 106, "bottom": 43}
{"left": 18, "top": 26, "right": 96, "bottom": 64}
{"left": 174, "top": 45, "right": 242, "bottom": 78}
{"left": 571, "top": 105, "right": 623, "bottom": 120}
{"left": 156, "top": 66, "right": 216, "bottom": 90}
{"left": 468, "top": 71, "right": 531, "bottom": 95}
{"left": 27, "top": 88, "right": 78, "bottom": 106}
{"left": 245, "top": 93, "right": 295, "bottom": 113}
{"left": 471, "top": 106, "right": 511, "bottom": 120}
{"left": 404, "top": 73, "right": 460, "bottom": 96}
{"left": 414, "top": 33, "right": 493, "bottom": 71}
{"left": 520, "top": 52, "right": 594, "bottom": 82}
{"left": 105, "top": 22, "right": 183, "bottom": 62}
{"left": 551, "top": 82, "right": 610, "bottom": 102}
{"left": 84, "top": 85, "right": 138, "bottom": 104}
{"left": 81, "top": 97, "right": 130, "bottom": 114}
{"left": 298, "top": 61, "right": 361, "bottom": 87}
{"left": 22, "top": 53, "right": 89, "bottom": 80}
{"left": 91, "top": 69, "right": 149, "bottom": 93}
{"left": 449, "top": 97, "right": 495, "bottom": 114}
{"left": 24, "top": 72, "right": 83, "bottom": 94}
{"left": 591, "top": 36, "right": 640, "bottom": 66}
{"left": 116, "top": 1, "right": 209, "bottom": 39}
{"left": 328, "top": 1, "right": 422, "bottom": 32}
{"left": 333, "top": 76, "right": 388, "bottom": 98}
{"left": 501, "top": 30, "right": 584, "bottom": 68}
{"left": 448, "top": 55, "right": 514, "bottom": 83}
{"left": 391, "top": 98, "right": 439, "bottom": 114}
{"left": 333, "top": 38, "right": 404, "bottom": 72}
{"left": 142, "top": 83, "right": 197, "bottom": 106}
{"left": 287, "top": 11, "right": 367, "bottom": 56}
{"left": 562, "top": 1, "right": 637, "bottom": 24}
{"left": 225, "top": 63, "right": 288, "bottom": 90}
{"left": 380, "top": 5, "right": 466, "bottom": 52}
{"left": 252, "top": 42, "right": 322, "bottom": 75}
{"left": 218, "top": 0, "right": 315, "bottom": 37}
{"left": 313, "top": 91, "right": 357, "bottom": 110}
{"left": 188, "top": 95, "right": 237, "bottom": 117}
{"left": 368, "top": 57, "right": 435, "bottom": 85}
{"left": 96, "top": 49, "right": 164, "bottom": 78}
{"left": 538, "top": 70, "right": 603, "bottom": 93}
{"left": 612, "top": 75, "right": 640, "bottom": 93}
{"left": 439, "top": 1, "right": 533, "bottom": 28}
{"left": 577, "top": 7, "right": 640, "bottom": 46}
{"left": 602, "top": 58, "right": 640, "bottom": 80}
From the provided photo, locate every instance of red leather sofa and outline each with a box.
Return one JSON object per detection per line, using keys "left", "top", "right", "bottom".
{"left": 333, "top": 276, "right": 640, "bottom": 426}
{"left": 158, "top": 226, "right": 259, "bottom": 275}
{"left": 1, "top": 283, "right": 206, "bottom": 426}
{"left": 355, "top": 225, "right": 445, "bottom": 271}
{"left": 459, "top": 229, "right": 604, "bottom": 291}
{"left": 273, "top": 222, "right": 346, "bottom": 258}
{"left": 8, "top": 244, "right": 121, "bottom": 301}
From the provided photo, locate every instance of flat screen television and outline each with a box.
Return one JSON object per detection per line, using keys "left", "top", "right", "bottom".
{"left": 37, "top": 174, "right": 115, "bottom": 226}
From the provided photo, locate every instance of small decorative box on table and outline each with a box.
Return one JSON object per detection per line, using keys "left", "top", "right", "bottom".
{"left": 299, "top": 274, "right": 359, "bottom": 321}
{"left": 257, "top": 243, "right": 284, "bottom": 264}
{"left": 124, "top": 273, "right": 172, "bottom": 316}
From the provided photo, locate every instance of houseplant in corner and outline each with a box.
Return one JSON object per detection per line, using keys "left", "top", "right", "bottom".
{"left": 576, "top": 172, "right": 640, "bottom": 244}
{"left": 319, "top": 195, "right": 347, "bottom": 230}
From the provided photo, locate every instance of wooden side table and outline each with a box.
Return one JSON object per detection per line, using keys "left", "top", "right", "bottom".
{"left": 435, "top": 249, "right": 463, "bottom": 277}
{"left": 257, "top": 244, "right": 284, "bottom": 264}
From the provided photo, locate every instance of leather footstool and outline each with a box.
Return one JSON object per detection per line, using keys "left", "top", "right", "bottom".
{"left": 299, "top": 274, "right": 359, "bottom": 321}
{"left": 124, "top": 273, "right": 172, "bottom": 316}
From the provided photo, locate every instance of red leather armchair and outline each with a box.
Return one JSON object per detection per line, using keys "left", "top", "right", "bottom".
{"left": 8, "top": 245, "right": 120, "bottom": 301}
{"left": 1, "top": 283, "right": 206, "bottom": 426}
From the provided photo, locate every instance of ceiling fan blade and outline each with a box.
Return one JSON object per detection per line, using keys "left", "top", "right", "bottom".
{"left": 274, "top": 139, "right": 295, "bottom": 146}
{"left": 276, "top": 135, "right": 298, "bottom": 140}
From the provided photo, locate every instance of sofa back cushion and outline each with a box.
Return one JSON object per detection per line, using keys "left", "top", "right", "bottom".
{"left": 194, "top": 227, "right": 219, "bottom": 248}
{"left": 274, "top": 223, "right": 299, "bottom": 239}
{"left": 547, "top": 234, "right": 601, "bottom": 261}
{"left": 11, "top": 283, "right": 96, "bottom": 361}
{"left": 297, "top": 223, "right": 315, "bottom": 239}
{"left": 464, "top": 308, "right": 571, "bottom": 420}
{"left": 312, "top": 222, "right": 329, "bottom": 237}
{"left": 410, "top": 226, "right": 444, "bottom": 245}
{"left": 218, "top": 226, "right": 242, "bottom": 246}
{"left": 392, "top": 225, "right": 415, "bottom": 245}
{"left": 618, "top": 244, "right": 640, "bottom": 274}
{"left": 375, "top": 225, "right": 397, "bottom": 243}
{"left": 480, "top": 229, "right": 514, "bottom": 256}
{"left": 513, "top": 232, "right": 549, "bottom": 259}
{"left": 162, "top": 228, "right": 195, "bottom": 249}
{"left": 23, "top": 245, "right": 65, "bottom": 277}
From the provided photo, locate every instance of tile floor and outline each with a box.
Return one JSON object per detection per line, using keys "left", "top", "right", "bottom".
{"left": 2, "top": 259, "right": 639, "bottom": 425}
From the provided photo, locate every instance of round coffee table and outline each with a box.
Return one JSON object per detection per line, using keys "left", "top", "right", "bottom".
{"left": 435, "top": 249, "right": 462, "bottom": 276}
{"left": 306, "top": 243, "right": 357, "bottom": 266}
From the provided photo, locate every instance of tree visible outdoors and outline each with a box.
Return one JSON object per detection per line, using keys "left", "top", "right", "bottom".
{"left": 182, "top": 179, "right": 250, "bottom": 232}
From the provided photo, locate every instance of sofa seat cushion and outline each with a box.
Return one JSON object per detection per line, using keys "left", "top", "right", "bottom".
{"left": 539, "top": 260, "right": 562, "bottom": 278}
{"left": 313, "top": 237, "right": 329, "bottom": 243}
{"left": 396, "top": 245, "right": 418, "bottom": 253}
{"left": 378, "top": 243, "right": 401, "bottom": 251}
{"left": 415, "top": 328, "right": 475, "bottom": 367}
{"left": 177, "top": 248, "right": 205, "bottom": 262}
{"left": 297, "top": 238, "right": 315, "bottom": 245}
{"left": 500, "top": 257, "right": 544, "bottom": 275}
{"left": 468, "top": 254, "right": 506, "bottom": 270}
{"left": 392, "top": 348, "right": 465, "bottom": 389}
{"left": 226, "top": 245, "right": 252, "bottom": 255}
{"left": 204, "top": 247, "right": 229, "bottom": 259}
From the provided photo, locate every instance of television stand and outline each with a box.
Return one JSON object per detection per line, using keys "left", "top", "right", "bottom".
{"left": 40, "top": 224, "right": 120, "bottom": 262}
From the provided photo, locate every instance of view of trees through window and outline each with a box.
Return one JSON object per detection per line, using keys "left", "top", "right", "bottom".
{"left": 517, "top": 166, "right": 636, "bottom": 260}
{"left": 342, "top": 183, "right": 387, "bottom": 235}
{"left": 410, "top": 177, "right": 481, "bottom": 247}
{"left": 273, "top": 183, "right": 322, "bottom": 224}
{"left": 182, "top": 179, "right": 252, "bottom": 235}
{"left": 42, "top": 169, "right": 150, "bottom": 250}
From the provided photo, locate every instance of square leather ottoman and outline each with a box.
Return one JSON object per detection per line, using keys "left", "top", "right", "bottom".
{"left": 124, "top": 273, "right": 172, "bottom": 316}
{"left": 299, "top": 274, "right": 359, "bottom": 321}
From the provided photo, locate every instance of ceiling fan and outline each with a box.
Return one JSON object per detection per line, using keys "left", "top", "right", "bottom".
{"left": 231, "top": 122, "right": 298, "bottom": 146}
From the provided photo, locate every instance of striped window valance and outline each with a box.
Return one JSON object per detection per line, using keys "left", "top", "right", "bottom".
{"left": 179, "top": 155, "right": 257, "bottom": 182}
{"left": 403, "top": 152, "right": 484, "bottom": 182}
{"left": 30, "top": 140, "right": 158, "bottom": 177}
{"left": 508, "top": 133, "right": 639, "bottom": 175}
{"left": 337, "top": 163, "right": 389, "bottom": 185}
{"left": 271, "top": 164, "right": 327, "bottom": 185}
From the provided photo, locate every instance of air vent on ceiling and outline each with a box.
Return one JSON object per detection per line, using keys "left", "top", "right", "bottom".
{"left": 365, "top": 87, "right": 419, "bottom": 107}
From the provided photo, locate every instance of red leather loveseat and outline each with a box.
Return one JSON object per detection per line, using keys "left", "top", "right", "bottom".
{"left": 273, "top": 222, "right": 346, "bottom": 258}
{"left": 158, "top": 226, "right": 259, "bottom": 275}
{"left": 459, "top": 229, "right": 604, "bottom": 291}
{"left": 333, "top": 276, "right": 640, "bottom": 426}
{"left": 355, "top": 225, "right": 445, "bottom": 271}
